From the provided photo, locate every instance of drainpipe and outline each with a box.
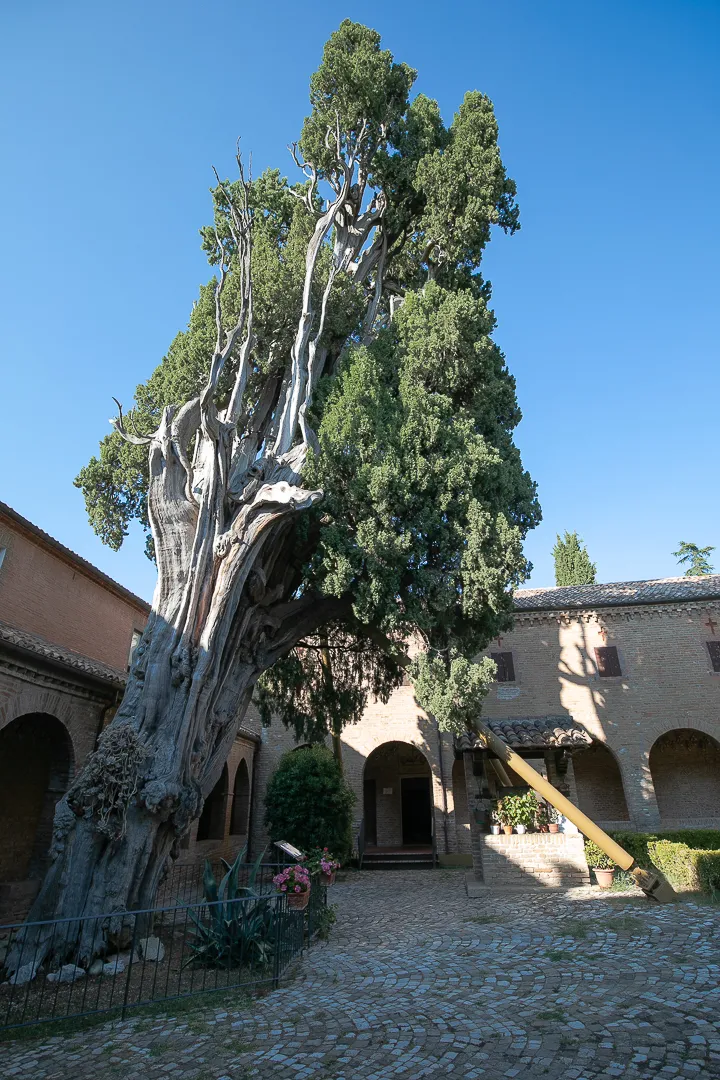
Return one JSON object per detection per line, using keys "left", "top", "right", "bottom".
{"left": 434, "top": 718, "right": 450, "bottom": 855}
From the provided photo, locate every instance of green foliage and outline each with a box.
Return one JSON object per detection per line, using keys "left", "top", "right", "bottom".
{"left": 609, "top": 829, "right": 720, "bottom": 871}
{"left": 647, "top": 840, "right": 720, "bottom": 894}
{"left": 498, "top": 790, "right": 538, "bottom": 828}
{"left": 264, "top": 746, "right": 355, "bottom": 860}
{"left": 552, "top": 531, "right": 596, "bottom": 587}
{"left": 186, "top": 848, "right": 278, "bottom": 969}
{"left": 312, "top": 903, "right": 337, "bottom": 942}
{"left": 673, "top": 541, "right": 715, "bottom": 576}
{"left": 77, "top": 20, "right": 540, "bottom": 743}
{"left": 583, "top": 839, "right": 615, "bottom": 870}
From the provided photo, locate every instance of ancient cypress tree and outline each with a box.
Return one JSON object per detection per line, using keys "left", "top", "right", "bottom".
{"left": 17, "top": 21, "right": 539, "bottom": 958}
{"left": 552, "top": 531, "right": 596, "bottom": 586}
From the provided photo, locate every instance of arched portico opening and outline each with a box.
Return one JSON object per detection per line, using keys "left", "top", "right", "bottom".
{"left": 649, "top": 729, "right": 720, "bottom": 824}
{"left": 196, "top": 763, "right": 229, "bottom": 841}
{"left": 230, "top": 759, "right": 250, "bottom": 837}
{"left": 363, "top": 741, "right": 433, "bottom": 849}
{"left": 0, "top": 713, "right": 74, "bottom": 883}
{"left": 572, "top": 742, "right": 630, "bottom": 823}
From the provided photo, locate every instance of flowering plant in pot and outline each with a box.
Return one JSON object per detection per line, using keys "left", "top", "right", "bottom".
{"left": 584, "top": 839, "right": 616, "bottom": 888}
{"left": 273, "top": 863, "right": 311, "bottom": 909}
{"left": 489, "top": 804, "right": 502, "bottom": 835}
{"left": 547, "top": 805, "right": 561, "bottom": 833}
{"left": 306, "top": 847, "right": 341, "bottom": 885}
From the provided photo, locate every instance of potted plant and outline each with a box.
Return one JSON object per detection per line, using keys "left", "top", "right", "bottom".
{"left": 489, "top": 805, "right": 502, "bottom": 835}
{"left": 534, "top": 801, "right": 549, "bottom": 833}
{"left": 547, "top": 805, "right": 561, "bottom": 834}
{"left": 318, "top": 848, "right": 341, "bottom": 886}
{"left": 584, "top": 839, "right": 616, "bottom": 888}
{"left": 502, "top": 791, "right": 538, "bottom": 834}
{"left": 273, "top": 863, "right": 311, "bottom": 909}
{"left": 496, "top": 798, "right": 514, "bottom": 835}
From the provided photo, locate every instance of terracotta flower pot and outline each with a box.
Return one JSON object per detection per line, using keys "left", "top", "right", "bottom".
{"left": 320, "top": 871, "right": 336, "bottom": 886}
{"left": 502, "top": 825, "right": 513, "bottom": 836}
{"left": 593, "top": 868, "right": 614, "bottom": 889}
{"left": 548, "top": 823, "right": 559, "bottom": 834}
{"left": 286, "top": 889, "right": 310, "bottom": 910}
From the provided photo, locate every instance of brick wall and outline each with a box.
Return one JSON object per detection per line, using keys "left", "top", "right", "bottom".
{"left": 479, "top": 598, "right": 720, "bottom": 832}
{"left": 479, "top": 833, "right": 590, "bottom": 888}
{"left": 0, "top": 513, "right": 148, "bottom": 671}
{"left": 572, "top": 742, "right": 631, "bottom": 823}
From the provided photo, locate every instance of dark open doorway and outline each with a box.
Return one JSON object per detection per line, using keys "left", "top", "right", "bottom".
{"left": 401, "top": 776, "right": 432, "bottom": 845}
{"left": 363, "top": 777, "right": 377, "bottom": 845}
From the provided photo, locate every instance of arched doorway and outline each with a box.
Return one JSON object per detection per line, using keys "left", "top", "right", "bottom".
{"left": 196, "top": 764, "right": 229, "bottom": 841}
{"left": 451, "top": 758, "right": 471, "bottom": 853}
{"left": 363, "top": 742, "right": 433, "bottom": 848}
{"left": 573, "top": 742, "right": 630, "bottom": 822}
{"left": 650, "top": 729, "right": 720, "bottom": 824}
{"left": 230, "top": 760, "right": 250, "bottom": 837}
{"left": 0, "top": 714, "right": 73, "bottom": 883}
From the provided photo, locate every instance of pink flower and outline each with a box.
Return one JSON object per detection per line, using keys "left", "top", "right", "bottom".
{"left": 295, "top": 885, "right": 301, "bottom": 892}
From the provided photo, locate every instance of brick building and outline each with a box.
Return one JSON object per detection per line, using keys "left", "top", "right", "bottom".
{"left": 251, "top": 576, "right": 720, "bottom": 886}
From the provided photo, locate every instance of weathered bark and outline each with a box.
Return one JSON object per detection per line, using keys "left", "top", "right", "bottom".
{"left": 9, "top": 132, "right": 386, "bottom": 973}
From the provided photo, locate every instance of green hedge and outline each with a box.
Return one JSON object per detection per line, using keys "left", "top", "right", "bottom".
{"left": 606, "top": 830, "right": 720, "bottom": 894}
{"left": 609, "top": 830, "right": 720, "bottom": 871}
{"left": 647, "top": 840, "right": 720, "bottom": 894}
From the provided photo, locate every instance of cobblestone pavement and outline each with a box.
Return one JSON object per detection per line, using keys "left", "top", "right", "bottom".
{"left": 2, "top": 869, "right": 720, "bottom": 1079}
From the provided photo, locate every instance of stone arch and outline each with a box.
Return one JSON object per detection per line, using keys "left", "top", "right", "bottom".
{"left": 197, "top": 763, "right": 229, "bottom": 841}
{"left": 0, "top": 713, "right": 74, "bottom": 883}
{"left": 230, "top": 759, "right": 251, "bottom": 837}
{"left": 572, "top": 741, "right": 630, "bottom": 822}
{"left": 649, "top": 728, "right": 720, "bottom": 824}
{"left": 363, "top": 741, "right": 433, "bottom": 848}
{"left": 451, "top": 757, "right": 471, "bottom": 853}
{"left": 0, "top": 685, "right": 89, "bottom": 770}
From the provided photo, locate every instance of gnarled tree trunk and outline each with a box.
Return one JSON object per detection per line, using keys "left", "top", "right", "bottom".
{"left": 12, "top": 134, "right": 384, "bottom": 970}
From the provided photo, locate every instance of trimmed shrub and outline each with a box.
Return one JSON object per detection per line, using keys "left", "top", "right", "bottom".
{"left": 264, "top": 746, "right": 356, "bottom": 861}
{"left": 584, "top": 839, "right": 615, "bottom": 870}
{"left": 608, "top": 830, "right": 720, "bottom": 871}
{"left": 647, "top": 840, "right": 720, "bottom": 894}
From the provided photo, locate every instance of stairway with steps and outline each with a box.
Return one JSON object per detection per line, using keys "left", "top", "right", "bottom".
{"left": 361, "top": 846, "right": 435, "bottom": 870}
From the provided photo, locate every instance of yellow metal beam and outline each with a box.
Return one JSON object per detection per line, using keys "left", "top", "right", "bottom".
{"left": 473, "top": 721, "right": 675, "bottom": 902}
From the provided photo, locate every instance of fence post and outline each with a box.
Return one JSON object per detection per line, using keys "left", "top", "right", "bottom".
{"left": 121, "top": 915, "right": 141, "bottom": 1021}
{"left": 272, "top": 897, "right": 282, "bottom": 989}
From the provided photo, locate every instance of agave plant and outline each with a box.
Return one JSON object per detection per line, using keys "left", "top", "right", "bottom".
{"left": 185, "top": 846, "right": 279, "bottom": 970}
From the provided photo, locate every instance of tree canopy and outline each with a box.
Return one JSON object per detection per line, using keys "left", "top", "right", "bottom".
{"left": 75, "top": 20, "right": 540, "bottom": 740}
{"left": 552, "top": 531, "right": 597, "bottom": 587}
{"left": 673, "top": 541, "right": 715, "bottom": 577}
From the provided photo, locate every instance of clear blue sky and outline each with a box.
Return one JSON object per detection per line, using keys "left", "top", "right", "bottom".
{"left": 1, "top": 1, "right": 718, "bottom": 602}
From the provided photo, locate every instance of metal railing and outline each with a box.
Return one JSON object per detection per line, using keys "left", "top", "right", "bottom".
{"left": 0, "top": 884, "right": 325, "bottom": 1032}
{"left": 157, "top": 860, "right": 285, "bottom": 906}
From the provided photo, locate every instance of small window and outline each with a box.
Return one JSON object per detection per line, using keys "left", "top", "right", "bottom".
{"left": 708, "top": 641, "right": 720, "bottom": 673}
{"left": 595, "top": 646, "right": 622, "bottom": 678}
{"left": 491, "top": 651, "right": 515, "bottom": 683}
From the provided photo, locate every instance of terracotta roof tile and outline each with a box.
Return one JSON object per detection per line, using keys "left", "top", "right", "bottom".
{"left": 0, "top": 619, "right": 127, "bottom": 688}
{"left": 456, "top": 715, "right": 593, "bottom": 752}
{"left": 514, "top": 575, "right": 720, "bottom": 612}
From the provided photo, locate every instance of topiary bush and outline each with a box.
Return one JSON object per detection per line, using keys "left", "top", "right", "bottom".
{"left": 608, "top": 830, "right": 720, "bottom": 871}
{"left": 584, "top": 839, "right": 616, "bottom": 870}
{"left": 264, "top": 746, "right": 356, "bottom": 861}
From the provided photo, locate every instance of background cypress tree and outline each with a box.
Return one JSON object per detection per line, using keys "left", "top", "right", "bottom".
{"left": 552, "top": 531, "right": 597, "bottom": 586}
{"left": 673, "top": 541, "right": 715, "bottom": 576}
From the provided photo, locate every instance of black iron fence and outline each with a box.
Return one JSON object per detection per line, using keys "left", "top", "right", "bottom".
{"left": 0, "top": 882, "right": 327, "bottom": 1032}
{"left": 157, "top": 860, "right": 286, "bottom": 906}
